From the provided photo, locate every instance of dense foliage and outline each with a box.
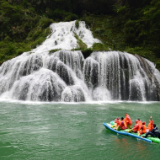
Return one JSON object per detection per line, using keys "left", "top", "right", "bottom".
{"left": 112, "top": 0, "right": 160, "bottom": 67}
{"left": 93, "top": 0, "right": 160, "bottom": 68}
{"left": 0, "top": 0, "right": 160, "bottom": 68}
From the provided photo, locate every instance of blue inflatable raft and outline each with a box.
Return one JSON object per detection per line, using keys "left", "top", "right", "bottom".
{"left": 103, "top": 122, "right": 152, "bottom": 143}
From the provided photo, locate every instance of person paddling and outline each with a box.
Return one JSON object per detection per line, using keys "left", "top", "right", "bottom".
{"left": 143, "top": 124, "right": 159, "bottom": 138}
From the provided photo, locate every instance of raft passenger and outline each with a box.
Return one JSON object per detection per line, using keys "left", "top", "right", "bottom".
{"left": 137, "top": 118, "right": 142, "bottom": 126}
{"left": 111, "top": 117, "right": 120, "bottom": 128}
{"left": 117, "top": 117, "right": 127, "bottom": 130}
{"left": 124, "top": 113, "right": 132, "bottom": 129}
{"left": 115, "top": 117, "right": 121, "bottom": 129}
{"left": 143, "top": 124, "right": 159, "bottom": 138}
{"left": 129, "top": 120, "right": 140, "bottom": 133}
{"left": 115, "top": 117, "right": 121, "bottom": 126}
{"left": 138, "top": 122, "right": 146, "bottom": 136}
{"left": 114, "top": 117, "right": 119, "bottom": 124}
{"left": 147, "top": 116, "right": 154, "bottom": 132}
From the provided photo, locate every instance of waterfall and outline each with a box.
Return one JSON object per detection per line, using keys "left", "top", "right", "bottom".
{"left": 0, "top": 21, "right": 160, "bottom": 102}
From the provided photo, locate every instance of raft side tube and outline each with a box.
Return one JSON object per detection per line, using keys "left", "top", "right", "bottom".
{"left": 148, "top": 137, "right": 160, "bottom": 143}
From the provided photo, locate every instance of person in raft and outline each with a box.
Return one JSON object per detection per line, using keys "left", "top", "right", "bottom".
{"left": 147, "top": 116, "right": 154, "bottom": 132}
{"left": 124, "top": 113, "right": 132, "bottom": 129}
{"left": 142, "top": 124, "right": 159, "bottom": 138}
{"left": 137, "top": 118, "right": 142, "bottom": 126}
{"left": 115, "top": 117, "right": 119, "bottom": 124}
{"left": 111, "top": 117, "right": 121, "bottom": 129}
{"left": 117, "top": 117, "right": 127, "bottom": 130}
{"left": 114, "top": 117, "right": 121, "bottom": 129}
{"left": 138, "top": 122, "right": 146, "bottom": 136}
{"left": 128, "top": 120, "right": 141, "bottom": 133}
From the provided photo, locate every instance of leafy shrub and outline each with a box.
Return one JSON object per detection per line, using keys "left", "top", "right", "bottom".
{"left": 92, "top": 43, "right": 109, "bottom": 51}
{"left": 49, "top": 49, "right": 60, "bottom": 54}
{"left": 75, "top": 20, "right": 79, "bottom": 28}
{"left": 95, "top": 28, "right": 105, "bottom": 34}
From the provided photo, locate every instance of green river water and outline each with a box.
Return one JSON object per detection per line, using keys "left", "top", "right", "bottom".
{"left": 0, "top": 101, "right": 160, "bottom": 160}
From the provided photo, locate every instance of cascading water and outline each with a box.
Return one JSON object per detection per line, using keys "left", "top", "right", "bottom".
{"left": 0, "top": 21, "right": 160, "bottom": 102}
{"left": 87, "top": 51, "right": 160, "bottom": 101}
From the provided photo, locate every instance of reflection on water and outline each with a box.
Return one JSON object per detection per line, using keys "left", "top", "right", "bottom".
{"left": 114, "top": 136, "right": 149, "bottom": 159}
{"left": 0, "top": 102, "right": 160, "bottom": 160}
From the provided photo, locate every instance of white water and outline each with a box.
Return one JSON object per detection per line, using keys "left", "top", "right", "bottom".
{"left": 0, "top": 21, "right": 160, "bottom": 102}
{"left": 31, "top": 20, "right": 101, "bottom": 54}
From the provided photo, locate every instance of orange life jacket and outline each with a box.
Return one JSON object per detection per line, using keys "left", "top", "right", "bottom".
{"left": 123, "top": 120, "right": 127, "bottom": 128}
{"left": 124, "top": 114, "right": 132, "bottom": 126}
{"left": 115, "top": 119, "right": 118, "bottom": 123}
{"left": 142, "top": 125, "right": 146, "bottom": 133}
{"left": 138, "top": 121, "right": 142, "bottom": 131}
{"left": 133, "top": 124, "right": 139, "bottom": 133}
{"left": 116, "top": 120, "right": 121, "bottom": 127}
{"left": 139, "top": 125, "right": 147, "bottom": 135}
{"left": 120, "top": 121, "right": 126, "bottom": 130}
{"left": 138, "top": 120, "right": 142, "bottom": 126}
{"left": 147, "top": 120, "right": 153, "bottom": 132}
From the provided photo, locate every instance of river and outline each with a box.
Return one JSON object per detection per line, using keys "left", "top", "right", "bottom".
{"left": 0, "top": 101, "right": 160, "bottom": 160}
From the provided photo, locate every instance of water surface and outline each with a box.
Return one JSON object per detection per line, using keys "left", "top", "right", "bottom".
{"left": 0, "top": 101, "right": 160, "bottom": 160}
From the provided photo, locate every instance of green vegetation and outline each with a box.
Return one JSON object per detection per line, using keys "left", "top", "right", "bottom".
{"left": 0, "top": 0, "right": 160, "bottom": 69}
{"left": 49, "top": 49, "right": 61, "bottom": 54}
{"left": 112, "top": 0, "right": 160, "bottom": 68}
{"left": 74, "top": 33, "right": 87, "bottom": 49}
{"left": 81, "top": 1, "right": 160, "bottom": 68}
{"left": 92, "top": 43, "right": 110, "bottom": 51}
{"left": 0, "top": 1, "right": 53, "bottom": 65}
{"left": 75, "top": 20, "right": 80, "bottom": 29}
{"left": 72, "top": 33, "right": 93, "bottom": 58}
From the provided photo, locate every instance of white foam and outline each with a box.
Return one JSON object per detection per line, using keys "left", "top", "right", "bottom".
{"left": 30, "top": 21, "right": 101, "bottom": 54}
